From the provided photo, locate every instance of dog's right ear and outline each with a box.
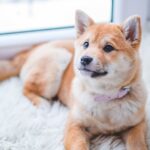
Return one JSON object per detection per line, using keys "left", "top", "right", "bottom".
{"left": 75, "top": 10, "right": 94, "bottom": 37}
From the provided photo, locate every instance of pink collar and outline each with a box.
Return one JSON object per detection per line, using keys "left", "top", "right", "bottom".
{"left": 94, "top": 87, "right": 130, "bottom": 102}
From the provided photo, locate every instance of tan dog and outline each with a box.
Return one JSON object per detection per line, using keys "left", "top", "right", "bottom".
{"left": 0, "top": 10, "right": 147, "bottom": 150}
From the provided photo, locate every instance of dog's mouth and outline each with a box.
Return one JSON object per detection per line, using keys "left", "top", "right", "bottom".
{"left": 79, "top": 68, "right": 108, "bottom": 78}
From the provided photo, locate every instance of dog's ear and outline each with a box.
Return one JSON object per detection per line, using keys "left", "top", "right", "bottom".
{"left": 75, "top": 10, "right": 94, "bottom": 37}
{"left": 122, "top": 15, "right": 142, "bottom": 49}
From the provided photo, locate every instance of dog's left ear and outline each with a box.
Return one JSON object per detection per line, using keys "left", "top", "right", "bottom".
{"left": 122, "top": 15, "right": 142, "bottom": 49}
{"left": 75, "top": 10, "right": 94, "bottom": 37}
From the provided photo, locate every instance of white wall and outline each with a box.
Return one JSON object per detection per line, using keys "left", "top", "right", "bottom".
{"left": 147, "top": 0, "right": 150, "bottom": 21}
{"left": 113, "top": 0, "right": 149, "bottom": 25}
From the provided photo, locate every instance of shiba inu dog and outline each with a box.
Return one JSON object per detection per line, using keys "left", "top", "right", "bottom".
{"left": 0, "top": 10, "right": 147, "bottom": 150}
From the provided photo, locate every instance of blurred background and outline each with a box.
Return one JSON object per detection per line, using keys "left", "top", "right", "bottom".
{"left": 0, "top": 0, "right": 149, "bottom": 58}
{"left": 0, "top": 0, "right": 111, "bottom": 33}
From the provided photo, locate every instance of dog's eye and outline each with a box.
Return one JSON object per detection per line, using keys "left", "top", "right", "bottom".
{"left": 83, "top": 41, "right": 89, "bottom": 49}
{"left": 103, "top": 45, "right": 115, "bottom": 53}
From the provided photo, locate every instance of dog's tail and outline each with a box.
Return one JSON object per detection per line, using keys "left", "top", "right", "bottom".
{"left": 0, "top": 50, "right": 31, "bottom": 81}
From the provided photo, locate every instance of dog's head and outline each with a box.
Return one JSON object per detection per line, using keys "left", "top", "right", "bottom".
{"left": 74, "top": 10, "right": 142, "bottom": 88}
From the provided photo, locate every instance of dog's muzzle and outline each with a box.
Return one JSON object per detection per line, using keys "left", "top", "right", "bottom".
{"left": 79, "top": 68, "right": 108, "bottom": 78}
{"left": 78, "top": 56, "right": 108, "bottom": 78}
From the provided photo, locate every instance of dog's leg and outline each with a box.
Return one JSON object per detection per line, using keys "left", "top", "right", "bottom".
{"left": 23, "top": 88, "right": 42, "bottom": 106}
{"left": 0, "top": 50, "right": 30, "bottom": 81}
{"left": 21, "top": 46, "right": 72, "bottom": 106}
{"left": 23, "top": 76, "right": 47, "bottom": 106}
{"left": 0, "top": 60, "right": 19, "bottom": 80}
{"left": 124, "top": 120, "right": 147, "bottom": 150}
{"left": 64, "top": 118, "right": 89, "bottom": 150}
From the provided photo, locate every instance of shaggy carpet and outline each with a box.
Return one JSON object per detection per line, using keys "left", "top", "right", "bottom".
{"left": 0, "top": 30, "right": 150, "bottom": 150}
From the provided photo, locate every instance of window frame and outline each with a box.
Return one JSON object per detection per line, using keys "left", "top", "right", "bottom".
{"left": 0, "top": 0, "right": 113, "bottom": 59}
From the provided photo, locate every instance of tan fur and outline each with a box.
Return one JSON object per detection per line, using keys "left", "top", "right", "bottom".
{"left": 0, "top": 11, "right": 147, "bottom": 150}
{"left": 0, "top": 50, "right": 31, "bottom": 81}
{"left": 20, "top": 41, "right": 73, "bottom": 105}
{"left": 124, "top": 120, "right": 147, "bottom": 150}
{"left": 64, "top": 116, "right": 89, "bottom": 150}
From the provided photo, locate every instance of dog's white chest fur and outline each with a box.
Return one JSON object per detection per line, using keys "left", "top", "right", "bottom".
{"left": 72, "top": 77, "right": 146, "bottom": 134}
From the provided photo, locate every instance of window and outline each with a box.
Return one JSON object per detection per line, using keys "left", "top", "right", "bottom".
{"left": 0, "top": 0, "right": 112, "bottom": 34}
{"left": 0, "top": 0, "right": 113, "bottom": 59}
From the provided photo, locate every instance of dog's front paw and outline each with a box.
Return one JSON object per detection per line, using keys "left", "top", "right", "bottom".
{"left": 127, "top": 145, "right": 147, "bottom": 150}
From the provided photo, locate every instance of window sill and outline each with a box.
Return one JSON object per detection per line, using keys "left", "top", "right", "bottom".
{"left": 0, "top": 27, "right": 75, "bottom": 59}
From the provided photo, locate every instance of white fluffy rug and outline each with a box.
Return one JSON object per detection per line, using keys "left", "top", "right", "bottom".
{"left": 1, "top": 30, "right": 150, "bottom": 150}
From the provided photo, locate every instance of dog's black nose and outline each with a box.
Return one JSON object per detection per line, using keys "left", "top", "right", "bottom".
{"left": 80, "top": 56, "right": 93, "bottom": 66}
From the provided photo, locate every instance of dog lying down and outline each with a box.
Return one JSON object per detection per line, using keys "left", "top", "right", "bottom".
{"left": 0, "top": 10, "right": 147, "bottom": 150}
